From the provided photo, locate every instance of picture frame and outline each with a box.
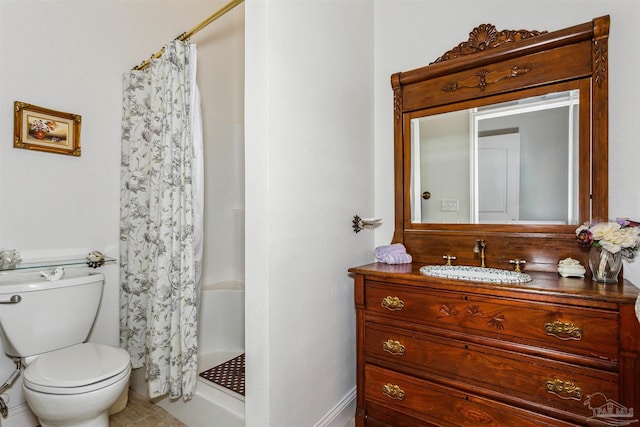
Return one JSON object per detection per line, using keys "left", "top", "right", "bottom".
{"left": 14, "top": 101, "right": 81, "bottom": 156}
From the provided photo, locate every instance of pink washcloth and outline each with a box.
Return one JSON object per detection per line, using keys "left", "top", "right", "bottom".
{"left": 375, "top": 243, "right": 412, "bottom": 264}
{"left": 380, "top": 253, "right": 413, "bottom": 264}
{"left": 375, "top": 243, "right": 407, "bottom": 260}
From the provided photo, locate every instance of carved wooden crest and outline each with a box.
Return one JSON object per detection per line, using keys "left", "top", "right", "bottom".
{"left": 431, "top": 24, "right": 547, "bottom": 64}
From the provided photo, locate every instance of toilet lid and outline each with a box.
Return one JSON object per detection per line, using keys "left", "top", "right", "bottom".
{"left": 24, "top": 343, "right": 130, "bottom": 392}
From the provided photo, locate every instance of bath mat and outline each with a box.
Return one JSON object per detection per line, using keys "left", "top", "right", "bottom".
{"left": 199, "top": 353, "right": 245, "bottom": 396}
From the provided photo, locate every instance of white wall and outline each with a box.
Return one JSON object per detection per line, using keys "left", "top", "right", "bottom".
{"left": 374, "top": 0, "right": 640, "bottom": 285}
{"left": 245, "top": 0, "right": 374, "bottom": 425}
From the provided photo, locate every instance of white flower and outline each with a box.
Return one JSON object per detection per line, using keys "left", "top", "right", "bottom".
{"left": 589, "top": 221, "right": 619, "bottom": 239}
{"left": 615, "top": 227, "right": 640, "bottom": 246}
{"left": 590, "top": 222, "right": 640, "bottom": 253}
{"left": 576, "top": 218, "right": 640, "bottom": 259}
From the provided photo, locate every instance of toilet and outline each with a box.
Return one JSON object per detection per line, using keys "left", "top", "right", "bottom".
{"left": 0, "top": 271, "right": 131, "bottom": 427}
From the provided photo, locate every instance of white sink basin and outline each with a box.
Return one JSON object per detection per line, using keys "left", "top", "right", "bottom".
{"left": 420, "top": 265, "right": 532, "bottom": 284}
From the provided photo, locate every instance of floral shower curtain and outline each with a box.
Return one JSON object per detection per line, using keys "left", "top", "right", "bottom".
{"left": 120, "top": 40, "right": 203, "bottom": 400}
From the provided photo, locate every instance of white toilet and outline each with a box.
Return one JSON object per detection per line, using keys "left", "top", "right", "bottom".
{"left": 0, "top": 271, "right": 131, "bottom": 427}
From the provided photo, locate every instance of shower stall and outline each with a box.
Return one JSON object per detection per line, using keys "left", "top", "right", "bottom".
{"left": 154, "top": 283, "right": 245, "bottom": 427}
{"left": 129, "top": 2, "right": 246, "bottom": 425}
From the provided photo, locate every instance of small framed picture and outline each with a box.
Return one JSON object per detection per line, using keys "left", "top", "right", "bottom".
{"left": 14, "top": 101, "right": 81, "bottom": 156}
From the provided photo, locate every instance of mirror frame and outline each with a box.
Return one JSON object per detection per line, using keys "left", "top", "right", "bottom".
{"left": 391, "top": 16, "right": 609, "bottom": 271}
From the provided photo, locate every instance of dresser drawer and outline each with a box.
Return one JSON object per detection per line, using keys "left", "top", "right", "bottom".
{"left": 365, "top": 364, "right": 579, "bottom": 426}
{"left": 365, "top": 322, "right": 618, "bottom": 416}
{"left": 365, "top": 282, "right": 619, "bottom": 361}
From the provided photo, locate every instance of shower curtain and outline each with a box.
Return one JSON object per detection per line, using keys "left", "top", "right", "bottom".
{"left": 120, "top": 40, "right": 204, "bottom": 400}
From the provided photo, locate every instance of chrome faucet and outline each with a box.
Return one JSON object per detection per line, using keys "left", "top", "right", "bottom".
{"left": 473, "top": 239, "right": 486, "bottom": 268}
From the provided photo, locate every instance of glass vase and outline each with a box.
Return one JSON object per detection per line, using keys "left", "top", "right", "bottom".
{"left": 589, "top": 246, "right": 622, "bottom": 283}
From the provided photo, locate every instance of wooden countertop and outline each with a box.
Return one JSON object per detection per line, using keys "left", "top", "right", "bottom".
{"left": 349, "top": 262, "right": 640, "bottom": 306}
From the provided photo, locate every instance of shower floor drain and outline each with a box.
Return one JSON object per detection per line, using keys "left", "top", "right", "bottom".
{"left": 199, "top": 353, "right": 245, "bottom": 396}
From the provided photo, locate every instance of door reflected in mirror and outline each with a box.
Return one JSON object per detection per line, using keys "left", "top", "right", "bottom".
{"left": 411, "top": 90, "right": 579, "bottom": 225}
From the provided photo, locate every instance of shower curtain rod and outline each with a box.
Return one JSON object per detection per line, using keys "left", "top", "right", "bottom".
{"left": 132, "top": 0, "right": 245, "bottom": 71}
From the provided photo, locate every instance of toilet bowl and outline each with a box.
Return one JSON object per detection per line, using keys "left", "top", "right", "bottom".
{"left": 22, "top": 343, "right": 131, "bottom": 427}
{"left": 0, "top": 271, "right": 132, "bottom": 427}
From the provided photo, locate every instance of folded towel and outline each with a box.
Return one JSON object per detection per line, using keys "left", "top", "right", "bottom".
{"left": 375, "top": 243, "right": 407, "bottom": 260}
{"left": 380, "top": 253, "right": 413, "bottom": 264}
{"left": 375, "top": 243, "right": 412, "bottom": 264}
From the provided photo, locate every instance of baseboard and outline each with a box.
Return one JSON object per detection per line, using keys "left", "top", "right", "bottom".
{"left": 313, "top": 386, "right": 356, "bottom": 427}
{"left": 0, "top": 403, "right": 38, "bottom": 427}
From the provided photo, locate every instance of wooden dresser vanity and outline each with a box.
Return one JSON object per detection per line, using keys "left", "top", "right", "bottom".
{"left": 350, "top": 16, "right": 640, "bottom": 426}
{"left": 350, "top": 263, "right": 640, "bottom": 426}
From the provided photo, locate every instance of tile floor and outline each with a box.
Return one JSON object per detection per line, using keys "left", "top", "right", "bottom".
{"left": 109, "top": 389, "right": 186, "bottom": 427}
{"left": 109, "top": 388, "right": 356, "bottom": 426}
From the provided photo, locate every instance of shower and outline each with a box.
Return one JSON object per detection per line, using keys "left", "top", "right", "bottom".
{"left": 127, "top": 1, "right": 245, "bottom": 425}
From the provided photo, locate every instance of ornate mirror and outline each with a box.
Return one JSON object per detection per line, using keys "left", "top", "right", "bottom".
{"left": 392, "top": 16, "right": 609, "bottom": 271}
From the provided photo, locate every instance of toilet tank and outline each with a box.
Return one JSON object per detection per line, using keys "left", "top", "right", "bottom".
{"left": 0, "top": 271, "right": 104, "bottom": 358}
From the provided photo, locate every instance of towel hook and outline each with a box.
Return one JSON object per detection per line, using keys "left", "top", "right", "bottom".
{"left": 352, "top": 215, "right": 382, "bottom": 233}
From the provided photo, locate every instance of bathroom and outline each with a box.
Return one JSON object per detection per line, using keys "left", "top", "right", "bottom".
{"left": 0, "top": 1, "right": 639, "bottom": 426}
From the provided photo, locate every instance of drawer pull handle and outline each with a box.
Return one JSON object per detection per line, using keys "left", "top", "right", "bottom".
{"left": 544, "top": 320, "right": 583, "bottom": 340}
{"left": 381, "top": 296, "right": 405, "bottom": 311}
{"left": 545, "top": 378, "right": 583, "bottom": 400}
{"left": 382, "top": 383, "right": 405, "bottom": 400}
{"left": 383, "top": 339, "right": 405, "bottom": 356}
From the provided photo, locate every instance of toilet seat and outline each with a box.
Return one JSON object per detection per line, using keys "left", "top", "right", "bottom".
{"left": 23, "top": 343, "right": 131, "bottom": 395}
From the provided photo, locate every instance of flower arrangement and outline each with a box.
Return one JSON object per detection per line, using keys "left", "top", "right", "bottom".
{"left": 576, "top": 218, "right": 640, "bottom": 259}
{"left": 29, "top": 119, "right": 53, "bottom": 133}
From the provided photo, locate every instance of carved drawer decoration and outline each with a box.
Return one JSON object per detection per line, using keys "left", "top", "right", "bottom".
{"left": 439, "top": 303, "right": 506, "bottom": 330}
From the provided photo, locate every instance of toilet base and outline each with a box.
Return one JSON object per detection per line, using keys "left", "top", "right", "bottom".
{"left": 23, "top": 365, "right": 131, "bottom": 427}
{"left": 37, "top": 412, "right": 109, "bottom": 427}
{"left": 109, "top": 382, "right": 130, "bottom": 415}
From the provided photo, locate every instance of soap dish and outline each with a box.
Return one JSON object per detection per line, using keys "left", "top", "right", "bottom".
{"left": 557, "top": 258, "right": 586, "bottom": 278}
{"left": 558, "top": 265, "right": 586, "bottom": 278}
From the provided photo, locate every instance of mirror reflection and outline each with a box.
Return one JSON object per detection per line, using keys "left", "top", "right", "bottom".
{"left": 411, "top": 90, "right": 580, "bottom": 225}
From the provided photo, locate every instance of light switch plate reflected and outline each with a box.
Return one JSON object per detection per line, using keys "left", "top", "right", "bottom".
{"left": 441, "top": 199, "right": 459, "bottom": 212}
